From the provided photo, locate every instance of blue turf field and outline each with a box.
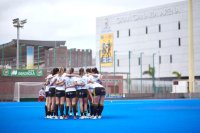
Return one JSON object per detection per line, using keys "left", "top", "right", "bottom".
{"left": 0, "top": 99, "right": 200, "bottom": 133}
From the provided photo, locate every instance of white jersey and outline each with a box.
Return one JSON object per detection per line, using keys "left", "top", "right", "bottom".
{"left": 50, "top": 74, "right": 58, "bottom": 88}
{"left": 92, "top": 74, "right": 101, "bottom": 81}
{"left": 55, "top": 75, "right": 66, "bottom": 91}
{"left": 76, "top": 75, "right": 88, "bottom": 90}
{"left": 92, "top": 74, "right": 102, "bottom": 84}
{"left": 85, "top": 74, "right": 94, "bottom": 90}
{"left": 46, "top": 74, "right": 53, "bottom": 80}
{"left": 91, "top": 82, "right": 104, "bottom": 88}
{"left": 45, "top": 74, "right": 53, "bottom": 92}
{"left": 87, "top": 74, "right": 93, "bottom": 81}
{"left": 65, "top": 76, "right": 77, "bottom": 92}
{"left": 90, "top": 74, "right": 104, "bottom": 89}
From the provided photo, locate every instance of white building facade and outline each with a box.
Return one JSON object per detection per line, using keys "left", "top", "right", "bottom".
{"left": 96, "top": 0, "right": 200, "bottom": 80}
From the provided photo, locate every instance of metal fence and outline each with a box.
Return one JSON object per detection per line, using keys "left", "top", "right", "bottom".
{"left": 98, "top": 50, "right": 200, "bottom": 99}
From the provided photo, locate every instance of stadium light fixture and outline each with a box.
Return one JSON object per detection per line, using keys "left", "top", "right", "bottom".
{"left": 12, "top": 18, "right": 27, "bottom": 69}
{"left": 12, "top": 18, "right": 19, "bottom": 24}
{"left": 20, "top": 19, "right": 27, "bottom": 25}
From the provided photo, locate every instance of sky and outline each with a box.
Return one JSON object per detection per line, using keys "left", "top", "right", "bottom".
{"left": 0, "top": 0, "right": 183, "bottom": 55}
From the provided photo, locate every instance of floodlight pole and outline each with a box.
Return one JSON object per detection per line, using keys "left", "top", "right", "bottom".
{"left": 17, "top": 27, "right": 20, "bottom": 69}
{"left": 13, "top": 18, "right": 27, "bottom": 69}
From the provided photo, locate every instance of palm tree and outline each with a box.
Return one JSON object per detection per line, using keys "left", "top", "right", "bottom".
{"left": 172, "top": 71, "right": 182, "bottom": 79}
{"left": 143, "top": 64, "right": 155, "bottom": 93}
{"left": 143, "top": 65, "right": 155, "bottom": 78}
{"left": 172, "top": 71, "right": 182, "bottom": 93}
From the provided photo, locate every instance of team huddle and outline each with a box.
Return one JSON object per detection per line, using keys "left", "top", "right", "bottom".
{"left": 44, "top": 67, "right": 106, "bottom": 120}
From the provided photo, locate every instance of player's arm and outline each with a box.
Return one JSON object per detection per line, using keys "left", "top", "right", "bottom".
{"left": 56, "top": 80, "right": 65, "bottom": 86}
{"left": 65, "top": 74, "right": 80, "bottom": 77}
{"left": 76, "top": 81, "right": 85, "bottom": 86}
{"left": 50, "top": 77, "right": 57, "bottom": 86}
{"left": 65, "top": 82, "right": 76, "bottom": 88}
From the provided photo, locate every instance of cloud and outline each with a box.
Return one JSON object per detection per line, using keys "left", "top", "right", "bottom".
{"left": 0, "top": 0, "right": 183, "bottom": 56}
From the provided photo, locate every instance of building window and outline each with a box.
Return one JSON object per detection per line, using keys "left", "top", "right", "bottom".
{"left": 117, "top": 30, "right": 119, "bottom": 38}
{"left": 159, "top": 40, "right": 161, "bottom": 48}
{"left": 117, "top": 59, "right": 120, "bottom": 67}
{"left": 146, "top": 26, "right": 148, "bottom": 34}
{"left": 138, "top": 57, "right": 141, "bottom": 65}
{"left": 178, "top": 21, "right": 181, "bottom": 30}
{"left": 128, "top": 29, "right": 131, "bottom": 37}
{"left": 170, "top": 55, "right": 173, "bottom": 63}
{"left": 178, "top": 38, "right": 181, "bottom": 46}
{"left": 159, "top": 56, "right": 161, "bottom": 64}
{"left": 159, "top": 24, "right": 161, "bottom": 32}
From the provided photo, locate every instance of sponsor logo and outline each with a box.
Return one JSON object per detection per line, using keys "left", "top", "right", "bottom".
{"left": 18, "top": 70, "right": 35, "bottom": 76}
{"left": 2, "top": 69, "right": 43, "bottom": 77}
{"left": 101, "top": 18, "right": 111, "bottom": 33}
{"left": 36, "top": 69, "right": 43, "bottom": 76}
{"left": 3, "top": 69, "right": 9, "bottom": 76}
{"left": 11, "top": 70, "right": 18, "bottom": 76}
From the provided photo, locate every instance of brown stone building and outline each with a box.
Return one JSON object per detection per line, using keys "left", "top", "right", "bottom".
{"left": 0, "top": 39, "right": 92, "bottom": 69}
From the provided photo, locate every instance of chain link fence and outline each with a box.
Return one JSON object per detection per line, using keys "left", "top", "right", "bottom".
{"left": 98, "top": 51, "right": 200, "bottom": 99}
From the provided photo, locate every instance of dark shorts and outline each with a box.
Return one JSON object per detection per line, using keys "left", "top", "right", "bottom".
{"left": 94, "top": 87, "right": 106, "bottom": 96}
{"left": 65, "top": 91, "right": 77, "bottom": 98}
{"left": 49, "top": 87, "right": 56, "bottom": 97}
{"left": 56, "top": 90, "right": 65, "bottom": 97}
{"left": 77, "top": 89, "right": 88, "bottom": 98}
{"left": 45, "top": 91, "right": 50, "bottom": 97}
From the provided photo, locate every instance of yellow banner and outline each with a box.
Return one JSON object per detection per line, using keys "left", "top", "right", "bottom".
{"left": 100, "top": 34, "right": 113, "bottom": 67}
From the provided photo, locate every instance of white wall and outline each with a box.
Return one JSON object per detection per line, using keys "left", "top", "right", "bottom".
{"left": 96, "top": 0, "right": 200, "bottom": 79}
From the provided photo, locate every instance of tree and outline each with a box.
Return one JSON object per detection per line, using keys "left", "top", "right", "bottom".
{"left": 143, "top": 64, "right": 156, "bottom": 93}
{"left": 143, "top": 64, "right": 155, "bottom": 78}
{"left": 172, "top": 71, "right": 182, "bottom": 79}
{"left": 172, "top": 71, "right": 182, "bottom": 93}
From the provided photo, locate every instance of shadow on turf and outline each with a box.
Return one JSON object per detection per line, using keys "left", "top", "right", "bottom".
{"left": 41, "top": 115, "right": 129, "bottom": 120}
